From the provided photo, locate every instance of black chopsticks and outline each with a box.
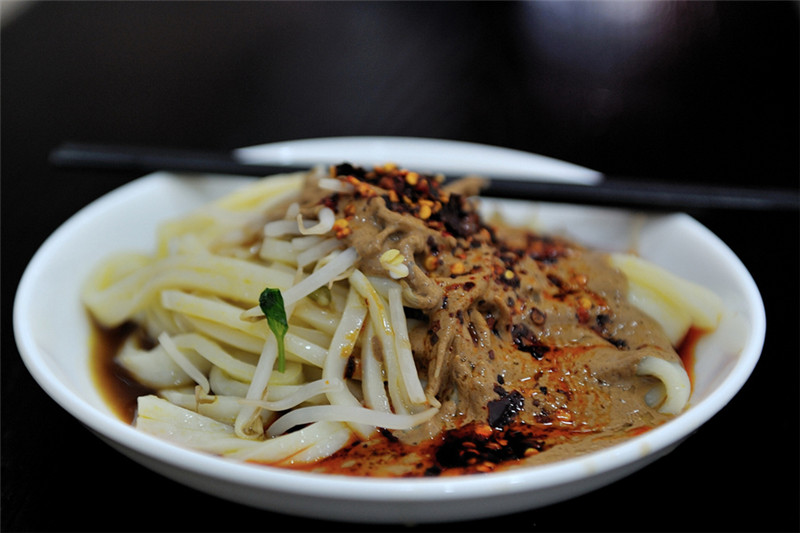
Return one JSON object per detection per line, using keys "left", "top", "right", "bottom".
{"left": 49, "top": 142, "right": 800, "bottom": 212}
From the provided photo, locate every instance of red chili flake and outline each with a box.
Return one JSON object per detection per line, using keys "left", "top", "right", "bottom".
{"left": 485, "top": 313, "right": 497, "bottom": 331}
{"left": 344, "top": 354, "right": 357, "bottom": 380}
{"left": 511, "top": 323, "right": 550, "bottom": 359}
{"left": 433, "top": 422, "right": 546, "bottom": 471}
{"left": 468, "top": 322, "right": 480, "bottom": 345}
{"left": 530, "top": 308, "right": 546, "bottom": 325}
{"left": 487, "top": 385, "right": 525, "bottom": 429}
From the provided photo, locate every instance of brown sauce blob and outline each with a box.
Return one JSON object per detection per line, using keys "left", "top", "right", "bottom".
{"left": 89, "top": 318, "right": 154, "bottom": 424}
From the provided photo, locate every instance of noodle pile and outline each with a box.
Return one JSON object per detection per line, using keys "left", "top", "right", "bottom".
{"left": 83, "top": 164, "right": 725, "bottom": 473}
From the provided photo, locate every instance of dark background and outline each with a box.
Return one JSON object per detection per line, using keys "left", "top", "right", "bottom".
{"left": 2, "top": 2, "right": 798, "bottom": 532}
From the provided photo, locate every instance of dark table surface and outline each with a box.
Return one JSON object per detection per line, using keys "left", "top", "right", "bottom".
{"left": 2, "top": 2, "right": 798, "bottom": 532}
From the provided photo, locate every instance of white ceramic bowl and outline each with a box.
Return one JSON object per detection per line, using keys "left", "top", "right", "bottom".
{"left": 13, "top": 137, "right": 765, "bottom": 523}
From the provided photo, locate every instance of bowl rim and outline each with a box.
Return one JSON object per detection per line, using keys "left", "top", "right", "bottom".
{"left": 13, "top": 136, "right": 766, "bottom": 504}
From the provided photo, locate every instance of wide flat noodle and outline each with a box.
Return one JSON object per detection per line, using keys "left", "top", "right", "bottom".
{"left": 86, "top": 166, "right": 724, "bottom": 474}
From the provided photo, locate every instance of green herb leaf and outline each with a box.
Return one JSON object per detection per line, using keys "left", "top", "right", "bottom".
{"left": 259, "top": 287, "right": 289, "bottom": 373}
